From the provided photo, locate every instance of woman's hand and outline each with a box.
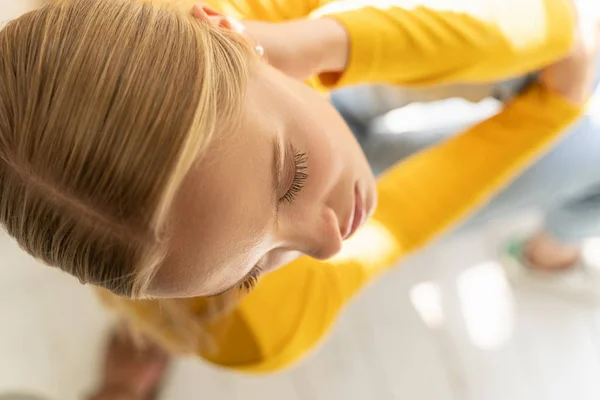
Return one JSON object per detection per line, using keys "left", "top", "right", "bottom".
{"left": 243, "top": 19, "right": 348, "bottom": 81}
{"left": 539, "top": 3, "right": 599, "bottom": 105}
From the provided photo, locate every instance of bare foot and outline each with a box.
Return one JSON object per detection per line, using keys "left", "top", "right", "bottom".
{"left": 525, "top": 231, "right": 581, "bottom": 271}
{"left": 88, "top": 328, "right": 170, "bottom": 400}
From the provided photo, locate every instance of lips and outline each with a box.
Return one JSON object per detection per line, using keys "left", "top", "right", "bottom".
{"left": 343, "top": 184, "right": 365, "bottom": 240}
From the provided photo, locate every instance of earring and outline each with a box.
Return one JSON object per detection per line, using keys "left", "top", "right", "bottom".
{"left": 255, "top": 44, "right": 265, "bottom": 57}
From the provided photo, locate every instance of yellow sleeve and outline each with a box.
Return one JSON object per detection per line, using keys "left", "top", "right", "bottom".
{"left": 312, "top": 0, "right": 576, "bottom": 88}
{"left": 228, "top": 84, "right": 583, "bottom": 373}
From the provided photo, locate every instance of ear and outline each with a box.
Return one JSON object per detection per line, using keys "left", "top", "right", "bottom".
{"left": 191, "top": 3, "right": 233, "bottom": 30}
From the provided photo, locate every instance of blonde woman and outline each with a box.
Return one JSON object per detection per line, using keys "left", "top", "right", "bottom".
{"left": 0, "top": 0, "right": 595, "bottom": 387}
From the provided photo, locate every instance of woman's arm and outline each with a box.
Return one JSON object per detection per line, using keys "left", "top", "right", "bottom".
{"left": 372, "top": 5, "right": 597, "bottom": 257}
{"left": 314, "top": 0, "right": 577, "bottom": 88}
{"left": 243, "top": 0, "right": 577, "bottom": 87}
{"left": 186, "top": 0, "right": 576, "bottom": 86}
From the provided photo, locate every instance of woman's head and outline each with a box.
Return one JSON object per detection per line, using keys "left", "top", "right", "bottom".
{"left": 0, "top": 0, "right": 376, "bottom": 299}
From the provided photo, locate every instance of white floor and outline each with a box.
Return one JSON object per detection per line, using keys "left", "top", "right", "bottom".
{"left": 3, "top": 3, "right": 600, "bottom": 399}
{"left": 2, "top": 212, "right": 600, "bottom": 400}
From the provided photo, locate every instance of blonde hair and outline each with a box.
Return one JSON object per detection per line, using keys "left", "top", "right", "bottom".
{"left": 0, "top": 0, "right": 252, "bottom": 300}
{"left": 0, "top": 0, "right": 264, "bottom": 357}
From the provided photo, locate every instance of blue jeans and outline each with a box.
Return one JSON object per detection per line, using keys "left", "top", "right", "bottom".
{"left": 334, "top": 71, "right": 600, "bottom": 243}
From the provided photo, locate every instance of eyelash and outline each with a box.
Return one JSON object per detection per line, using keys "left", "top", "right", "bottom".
{"left": 238, "top": 265, "right": 262, "bottom": 293}
{"left": 280, "top": 149, "right": 308, "bottom": 204}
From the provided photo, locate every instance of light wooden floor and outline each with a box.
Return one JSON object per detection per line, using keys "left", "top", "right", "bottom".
{"left": 2, "top": 211, "right": 600, "bottom": 400}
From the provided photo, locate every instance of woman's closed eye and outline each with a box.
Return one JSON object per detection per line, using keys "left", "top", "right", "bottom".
{"left": 208, "top": 264, "right": 263, "bottom": 297}
{"left": 238, "top": 264, "right": 262, "bottom": 293}
{"left": 280, "top": 147, "right": 308, "bottom": 204}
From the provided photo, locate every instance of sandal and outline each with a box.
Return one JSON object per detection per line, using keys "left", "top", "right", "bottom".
{"left": 501, "top": 238, "right": 600, "bottom": 302}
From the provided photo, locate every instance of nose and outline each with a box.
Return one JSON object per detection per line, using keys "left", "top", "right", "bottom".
{"left": 290, "top": 206, "right": 343, "bottom": 260}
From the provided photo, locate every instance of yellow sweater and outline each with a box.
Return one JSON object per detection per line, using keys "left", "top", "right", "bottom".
{"left": 107, "top": 0, "right": 583, "bottom": 373}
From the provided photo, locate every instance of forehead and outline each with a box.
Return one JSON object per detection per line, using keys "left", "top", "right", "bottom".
{"left": 150, "top": 106, "right": 277, "bottom": 297}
